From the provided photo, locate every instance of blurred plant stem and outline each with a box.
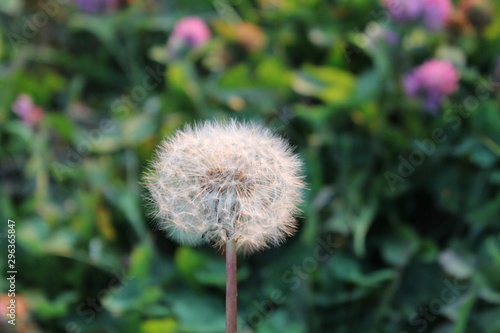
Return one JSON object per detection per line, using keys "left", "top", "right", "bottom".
{"left": 182, "top": 61, "right": 208, "bottom": 115}
{"left": 226, "top": 239, "right": 238, "bottom": 333}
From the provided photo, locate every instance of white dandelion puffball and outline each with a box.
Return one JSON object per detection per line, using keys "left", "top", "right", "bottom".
{"left": 144, "top": 120, "right": 304, "bottom": 254}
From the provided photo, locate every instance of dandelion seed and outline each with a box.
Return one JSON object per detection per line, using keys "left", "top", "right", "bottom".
{"left": 143, "top": 119, "right": 304, "bottom": 254}
{"left": 143, "top": 120, "right": 305, "bottom": 332}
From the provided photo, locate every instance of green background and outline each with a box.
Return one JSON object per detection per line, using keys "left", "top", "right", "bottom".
{"left": 1, "top": 0, "right": 500, "bottom": 332}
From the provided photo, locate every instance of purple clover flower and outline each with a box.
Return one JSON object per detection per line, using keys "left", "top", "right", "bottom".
{"left": 403, "top": 60, "right": 459, "bottom": 113}
{"left": 73, "top": 0, "right": 119, "bottom": 14}
{"left": 383, "top": 0, "right": 453, "bottom": 30}
{"left": 12, "top": 94, "right": 44, "bottom": 127}
{"left": 166, "top": 17, "right": 211, "bottom": 57}
{"left": 383, "top": 0, "right": 422, "bottom": 22}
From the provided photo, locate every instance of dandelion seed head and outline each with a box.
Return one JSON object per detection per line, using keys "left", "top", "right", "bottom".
{"left": 144, "top": 120, "right": 304, "bottom": 254}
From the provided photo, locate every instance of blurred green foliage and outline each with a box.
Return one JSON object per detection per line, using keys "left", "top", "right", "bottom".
{"left": 1, "top": 0, "right": 500, "bottom": 332}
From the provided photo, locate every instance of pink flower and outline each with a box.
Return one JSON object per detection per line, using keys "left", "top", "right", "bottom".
{"left": 382, "top": 0, "right": 453, "bottom": 30}
{"left": 167, "top": 17, "right": 211, "bottom": 56}
{"left": 12, "top": 94, "right": 44, "bottom": 127}
{"left": 403, "top": 60, "right": 459, "bottom": 113}
{"left": 422, "top": 0, "right": 453, "bottom": 30}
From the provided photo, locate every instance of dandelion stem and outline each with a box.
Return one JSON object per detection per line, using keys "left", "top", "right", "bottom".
{"left": 226, "top": 238, "right": 238, "bottom": 333}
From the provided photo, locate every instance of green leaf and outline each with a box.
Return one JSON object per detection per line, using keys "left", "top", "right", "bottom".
{"left": 465, "top": 194, "right": 500, "bottom": 227}
{"left": 4, "top": 121, "right": 33, "bottom": 144}
{"left": 122, "top": 114, "right": 156, "bottom": 147}
{"left": 106, "top": 188, "right": 146, "bottom": 237}
{"left": 255, "top": 57, "right": 292, "bottom": 88}
{"left": 380, "top": 224, "right": 420, "bottom": 267}
{"left": 171, "top": 292, "right": 225, "bottom": 333}
{"left": 0, "top": 0, "right": 22, "bottom": 15}
{"left": 481, "top": 136, "right": 500, "bottom": 157}
{"left": 417, "top": 238, "right": 439, "bottom": 262}
{"left": 293, "top": 104, "right": 335, "bottom": 124}
{"left": 149, "top": 45, "right": 167, "bottom": 64}
{"left": 0, "top": 26, "right": 3, "bottom": 59}
{"left": 255, "top": 310, "right": 306, "bottom": 333}
{"left": 129, "top": 240, "right": 154, "bottom": 282}
{"left": 141, "top": 318, "right": 178, "bottom": 333}
{"left": 329, "top": 253, "right": 396, "bottom": 287}
{"left": 352, "top": 70, "right": 384, "bottom": 103}
{"left": 175, "top": 247, "right": 245, "bottom": 287}
{"left": 490, "top": 171, "right": 500, "bottom": 185}
{"left": 175, "top": 246, "right": 206, "bottom": 285}
{"left": 453, "top": 137, "right": 498, "bottom": 168}
{"left": 219, "top": 63, "right": 252, "bottom": 88}
{"left": 438, "top": 250, "right": 473, "bottom": 279}
{"left": 452, "top": 290, "right": 477, "bottom": 333}
{"left": 103, "top": 279, "right": 161, "bottom": 314}
{"left": 194, "top": 260, "right": 227, "bottom": 287}
{"left": 69, "top": 15, "right": 115, "bottom": 45}
{"left": 292, "top": 65, "right": 356, "bottom": 104}
{"left": 18, "top": 218, "right": 77, "bottom": 256}
{"left": 45, "top": 114, "right": 76, "bottom": 140}
{"left": 352, "top": 203, "right": 377, "bottom": 257}
{"left": 27, "top": 291, "right": 76, "bottom": 319}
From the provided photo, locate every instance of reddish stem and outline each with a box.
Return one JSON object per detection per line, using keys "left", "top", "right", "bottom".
{"left": 226, "top": 239, "right": 238, "bottom": 333}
